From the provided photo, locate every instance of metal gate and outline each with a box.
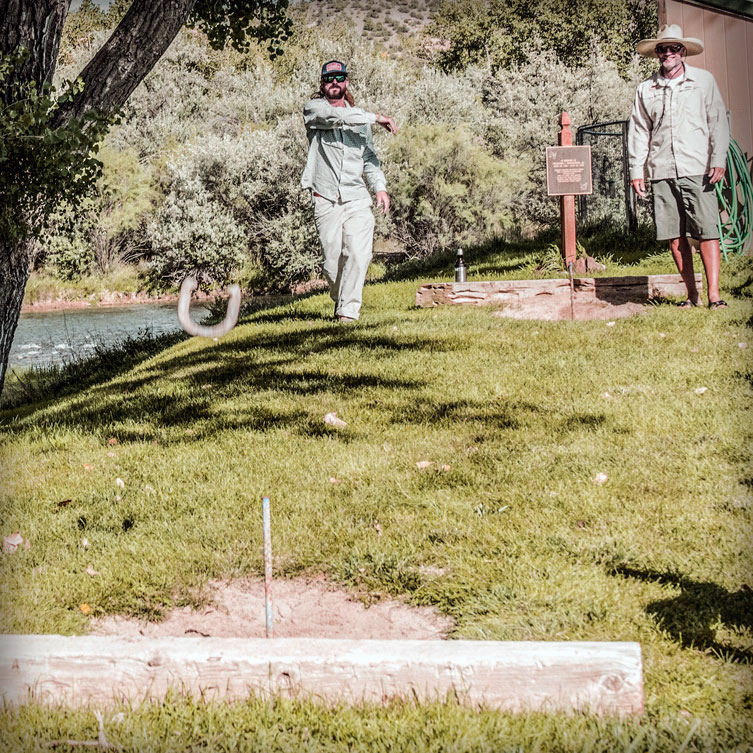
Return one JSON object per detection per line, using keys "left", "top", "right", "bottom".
{"left": 576, "top": 120, "right": 639, "bottom": 232}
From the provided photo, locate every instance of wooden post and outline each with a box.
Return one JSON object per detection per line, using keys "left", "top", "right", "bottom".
{"left": 558, "top": 113, "right": 577, "bottom": 267}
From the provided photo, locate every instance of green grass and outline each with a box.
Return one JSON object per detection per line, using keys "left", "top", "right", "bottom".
{"left": 1, "top": 696, "right": 751, "bottom": 752}
{"left": 1, "top": 246, "right": 752, "bottom": 751}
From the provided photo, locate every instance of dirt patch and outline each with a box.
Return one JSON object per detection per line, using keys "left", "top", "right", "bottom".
{"left": 91, "top": 577, "right": 454, "bottom": 640}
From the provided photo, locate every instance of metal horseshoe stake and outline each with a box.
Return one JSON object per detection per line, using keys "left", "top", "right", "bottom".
{"left": 177, "top": 276, "right": 241, "bottom": 338}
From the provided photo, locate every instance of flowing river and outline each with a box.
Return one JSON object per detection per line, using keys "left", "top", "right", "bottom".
{"left": 9, "top": 302, "right": 209, "bottom": 370}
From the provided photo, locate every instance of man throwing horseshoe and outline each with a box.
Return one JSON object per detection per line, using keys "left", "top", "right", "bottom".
{"left": 628, "top": 24, "right": 730, "bottom": 308}
{"left": 301, "top": 60, "right": 397, "bottom": 322}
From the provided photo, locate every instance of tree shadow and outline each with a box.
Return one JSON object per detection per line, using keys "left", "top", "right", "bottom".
{"left": 0, "top": 329, "right": 189, "bottom": 413}
{"left": 2, "top": 292, "right": 321, "bottom": 414}
{"left": 611, "top": 564, "right": 753, "bottom": 663}
{"left": 2, "top": 322, "right": 465, "bottom": 441}
{"left": 728, "top": 273, "right": 753, "bottom": 299}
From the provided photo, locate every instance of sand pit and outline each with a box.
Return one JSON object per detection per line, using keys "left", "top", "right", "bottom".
{"left": 91, "top": 576, "right": 454, "bottom": 640}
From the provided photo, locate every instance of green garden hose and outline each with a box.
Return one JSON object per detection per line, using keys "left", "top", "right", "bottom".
{"left": 717, "top": 136, "right": 753, "bottom": 260}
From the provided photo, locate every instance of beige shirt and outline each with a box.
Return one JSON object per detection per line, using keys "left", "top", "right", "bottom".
{"left": 628, "top": 64, "right": 729, "bottom": 181}
{"left": 301, "top": 97, "right": 387, "bottom": 202}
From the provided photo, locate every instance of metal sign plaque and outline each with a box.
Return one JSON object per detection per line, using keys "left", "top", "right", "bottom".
{"left": 546, "top": 146, "right": 593, "bottom": 196}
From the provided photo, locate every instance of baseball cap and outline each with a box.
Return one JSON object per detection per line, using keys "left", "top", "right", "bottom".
{"left": 321, "top": 60, "right": 347, "bottom": 77}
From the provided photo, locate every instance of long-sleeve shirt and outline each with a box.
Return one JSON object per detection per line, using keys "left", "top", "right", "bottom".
{"left": 301, "top": 97, "right": 387, "bottom": 202}
{"left": 627, "top": 64, "right": 729, "bottom": 182}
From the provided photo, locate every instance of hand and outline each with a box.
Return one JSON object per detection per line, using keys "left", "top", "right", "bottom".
{"left": 374, "top": 113, "right": 397, "bottom": 135}
{"left": 631, "top": 178, "right": 647, "bottom": 199}
{"left": 708, "top": 166, "right": 725, "bottom": 185}
{"left": 375, "top": 191, "right": 390, "bottom": 214}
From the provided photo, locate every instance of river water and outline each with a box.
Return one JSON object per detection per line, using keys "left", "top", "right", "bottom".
{"left": 9, "top": 302, "right": 209, "bottom": 370}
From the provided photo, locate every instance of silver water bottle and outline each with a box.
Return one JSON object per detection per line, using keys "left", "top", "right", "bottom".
{"left": 454, "top": 248, "right": 467, "bottom": 282}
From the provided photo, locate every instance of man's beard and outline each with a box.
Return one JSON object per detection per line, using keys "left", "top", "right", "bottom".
{"left": 325, "top": 84, "right": 345, "bottom": 98}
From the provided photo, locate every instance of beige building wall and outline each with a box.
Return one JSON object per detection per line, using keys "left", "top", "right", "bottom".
{"left": 660, "top": 0, "right": 753, "bottom": 165}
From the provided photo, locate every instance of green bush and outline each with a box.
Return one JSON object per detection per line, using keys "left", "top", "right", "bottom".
{"left": 44, "top": 19, "right": 652, "bottom": 289}
{"left": 431, "top": 0, "right": 657, "bottom": 74}
{"left": 384, "top": 124, "right": 530, "bottom": 256}
{"left": 89, "top": 143, "right": 157, "bottom": 273}
{"left": 144, "top": 160, "right": 247, "bottom": 288}
{"left": 482, "top": 48, "right": 641, "bottom": 232}
{"left": 144, "top": 117, "right": 320, "bottom": 291}
{"left": 45, "top": 231, "right": 95, "bottom": 281}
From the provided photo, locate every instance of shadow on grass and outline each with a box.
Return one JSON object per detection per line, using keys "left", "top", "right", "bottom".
{"left": 729, "top": 274, "right": 753, "bottom": 303}
{"left": 381, "top": 221, "right": 667, "bottom": 285}
{"left": 612, "top": 564, "right": 753, "bottom": 663}
{"left": 577, "top": 220, "right": 666, "bottom": 265}
{"left": 1, "top": 294, "right": 316, "bottom": 415}
{"left": 389, "top": 397, "right": 544, "bottom": 431}
{"left": 2, "top": 322, "right": 463, "bottom": 441}
{"left": 0, "top": 329, "right": 189, "bottom": 413}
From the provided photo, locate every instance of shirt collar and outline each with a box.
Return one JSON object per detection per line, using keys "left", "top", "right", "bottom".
{"left": 653, "top": 63, "right": 696, "bottom": 87}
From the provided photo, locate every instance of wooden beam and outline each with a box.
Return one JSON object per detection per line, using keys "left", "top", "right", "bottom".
{"left": 415, "top": 274, "right": 701, "bottom": 310}
{"left": 0, "top": 635, "right": 643, "bottom": 715}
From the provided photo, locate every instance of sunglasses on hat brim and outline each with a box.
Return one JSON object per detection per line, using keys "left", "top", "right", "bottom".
{"left": 322, "top": 73, "right": 347, "bottom": 83}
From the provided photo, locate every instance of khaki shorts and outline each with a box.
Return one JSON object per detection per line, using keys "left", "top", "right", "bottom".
{"left": 652, "top": 175, "right": 720, "bottom": 241}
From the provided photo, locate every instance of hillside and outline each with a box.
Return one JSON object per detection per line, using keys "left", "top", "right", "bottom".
{"left": 293, "top": 0, "right": 443, "bottom": 49}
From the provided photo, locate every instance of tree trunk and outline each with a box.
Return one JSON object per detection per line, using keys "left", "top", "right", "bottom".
{"left": 1, "top": 2, "right": 69, "bottom": 398}
{"left": 0, "top": 1, "right": 69, "bottom": 93}
{"left": 53, "top": 0, "right": 197, "bottom": 125}
{"left": 0, "top": 0, "right": 197, "bottom": 398}
{"left": 0, "top": 238, "right": 33, "bottom": 397}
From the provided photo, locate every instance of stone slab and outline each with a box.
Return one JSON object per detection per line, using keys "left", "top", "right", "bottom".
{"left": 415, "top": 274, "right": 702, "bottom": 316}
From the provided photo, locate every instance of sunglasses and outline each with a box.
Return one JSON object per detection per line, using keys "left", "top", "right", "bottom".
{"left": 322, "top": 73, "right": 347, "bottom": 83}
{"left": 656, "top": 44, "right": 684, "bottom": 55}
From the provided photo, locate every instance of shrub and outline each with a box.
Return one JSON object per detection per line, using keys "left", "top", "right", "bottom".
{"left": 482, "top": 48, "right": 641, "bottom": 232}
{"left": 144, "top": 157, "right": 247, "bottom": 288}
{"left": 90, "top": 144, "right": 157, "bottom": 273}
{"left": 44, "top": 226, "right": 95, "bottom": 280}
{"left": 384, "top": 124, "right": 531, "bottom": 256}
{"left": 144, "top": 117, "right": 320, "bottom": 290}
{"left": 47, "top": 22, "right": 647, "bottom": 287}
{"left": 431, "top": 0, "right": 657, "bottom": 74}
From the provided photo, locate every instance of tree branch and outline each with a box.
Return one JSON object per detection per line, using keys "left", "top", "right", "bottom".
{"left": 52, "top": 0, "right": 197, "bottom": 127}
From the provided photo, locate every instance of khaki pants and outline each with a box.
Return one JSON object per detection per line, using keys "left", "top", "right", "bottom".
{"left": 313, "top": 195, "right": 374, "bottom": 320}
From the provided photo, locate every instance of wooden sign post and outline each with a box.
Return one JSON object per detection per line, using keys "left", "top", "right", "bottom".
{"left": 546, "top": 113, "right": 592, "bottom": 266}
{"left": 546, "top": 113, "right": 593, "bottom": 318}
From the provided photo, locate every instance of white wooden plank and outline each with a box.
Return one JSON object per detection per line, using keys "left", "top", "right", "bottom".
{"left": 0, "top": 636, "right": 643, "bottom": 715}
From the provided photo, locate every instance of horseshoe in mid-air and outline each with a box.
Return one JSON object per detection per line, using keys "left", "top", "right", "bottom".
{"left": 177, "top": 276, "right": 241, "bottom": 338}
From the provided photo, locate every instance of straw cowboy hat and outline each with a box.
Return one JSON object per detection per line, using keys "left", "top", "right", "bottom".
{"left": 636, "top": 24, "right": 704, "bottom": 58}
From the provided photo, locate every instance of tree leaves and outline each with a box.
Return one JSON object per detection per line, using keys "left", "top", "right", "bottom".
{"left": 0, "top": 50, "right": 110, "bottom": 243}
{"left": 188, "top": 0, "right": 293, "bottom": 57}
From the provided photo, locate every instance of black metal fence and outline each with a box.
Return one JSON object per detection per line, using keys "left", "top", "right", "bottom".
{"left": 576, "top": 120, "right": 641, "bottom": 231}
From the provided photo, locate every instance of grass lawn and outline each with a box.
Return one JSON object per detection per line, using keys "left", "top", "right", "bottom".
{"left": 1, "top": 240, "right": 752, "bottom": 751}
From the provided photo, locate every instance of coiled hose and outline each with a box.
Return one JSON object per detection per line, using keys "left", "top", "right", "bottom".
{"left": 717, "top": 137, "right": 753, "bottom": 260}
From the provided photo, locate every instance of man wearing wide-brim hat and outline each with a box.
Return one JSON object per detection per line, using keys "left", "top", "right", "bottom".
{"left": 628, "top": 24, "right": 730, "bottom": 309}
